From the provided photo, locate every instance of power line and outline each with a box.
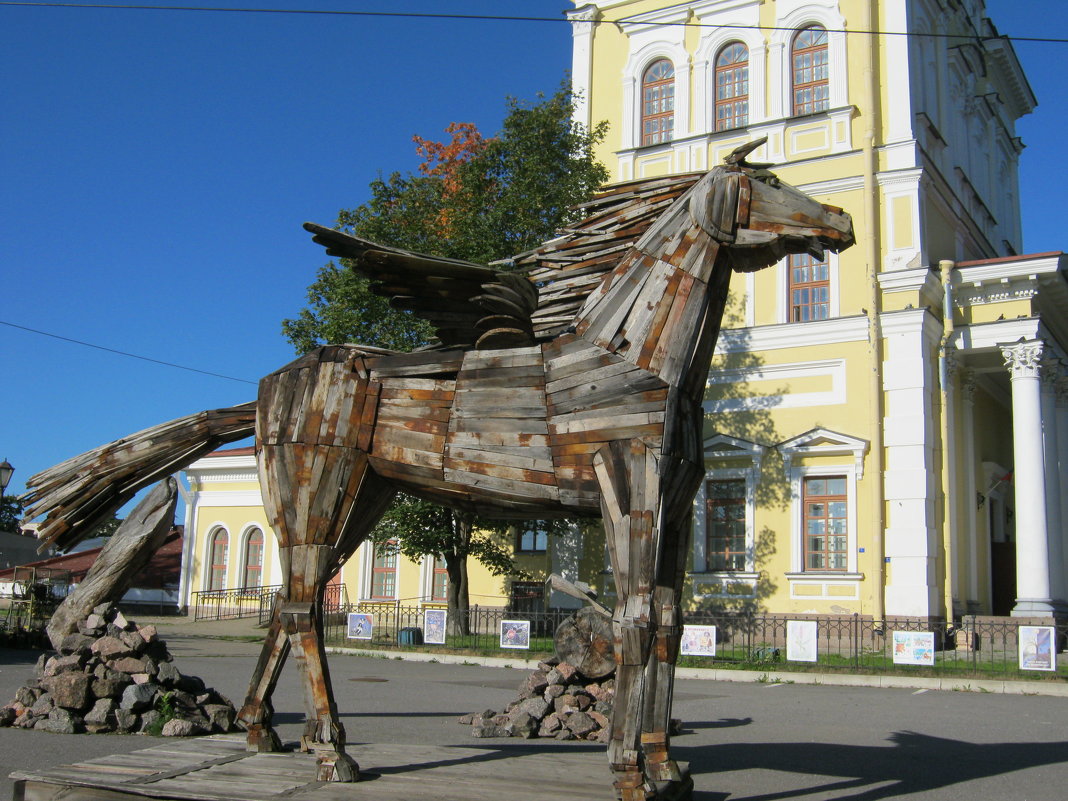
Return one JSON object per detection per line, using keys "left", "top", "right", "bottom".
{"left": 2, "top": 2, "right": 1067, "bottom": 45}
{"left": 0, "top": 319, "right": 257, "bottom": 385}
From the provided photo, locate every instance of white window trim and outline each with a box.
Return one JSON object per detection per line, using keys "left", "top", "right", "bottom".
{"left": 693, "top": 434, "right": 765, "bottom": 574}
{"left": 768, "top": 3, "right": 848, "bottom": 121}
{"left": 237, "top": 523, "right": 265, "bottom": 588}
{"left": 693, "top": 1, "right": 766, "bottom": 131}
{"left": 785, "top": 464, "right": 859, "bottom": 575}
{"left": 203, "top": 524, "right": 230, "bottom": 592}
{"left": 621, "top": 39, "right": 690, "bottom": 151}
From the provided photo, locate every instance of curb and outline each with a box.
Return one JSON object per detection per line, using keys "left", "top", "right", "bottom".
{"left": 325, "top": 646, "right": 1068, "bottom": 697}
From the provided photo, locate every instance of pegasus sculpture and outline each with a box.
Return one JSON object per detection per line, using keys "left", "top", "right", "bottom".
{"left": 23, "top": 139, "right": 853, "bottom": 801}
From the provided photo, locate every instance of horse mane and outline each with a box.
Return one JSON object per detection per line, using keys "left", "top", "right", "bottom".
{"left": 504, "top": 172, "right": 704, "bottom": 341}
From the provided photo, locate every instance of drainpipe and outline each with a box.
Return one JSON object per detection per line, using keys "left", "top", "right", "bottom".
{"left": 860, "top": 1, "right": 885, "bottom": 626}
{"left": 939, "top": 259, "right": 957, "bottom": 622}
{"left": 177, "top": 474, "right": 196, "bottom": 616}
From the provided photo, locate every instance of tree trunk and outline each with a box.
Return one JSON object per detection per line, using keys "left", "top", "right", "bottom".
{"left": 445, "top": 513, "right": 472, "bottom": 637}
{"left": 46, "top": 479, "right": 178, "bottom": 650}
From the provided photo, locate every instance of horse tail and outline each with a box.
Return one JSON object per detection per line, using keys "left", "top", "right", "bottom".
{"left": 23, "top": 401, "right": 257, "bottom": 553}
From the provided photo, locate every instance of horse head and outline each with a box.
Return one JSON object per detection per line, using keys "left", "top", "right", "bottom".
{"left": 692, "top": 136, "right": 855, "bottom": 273}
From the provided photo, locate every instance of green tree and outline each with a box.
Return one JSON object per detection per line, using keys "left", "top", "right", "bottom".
{"left": 0, "top": 496, "right": 23, "bottom": 533}
{"left": 282, "top": 83, "right": 609, "bottom": 629}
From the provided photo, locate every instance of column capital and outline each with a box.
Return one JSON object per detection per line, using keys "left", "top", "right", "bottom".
{"left": 566, "top": 4, "right": 601, "bottom": 25}
{"left": 1001, "top": 339, "right": 1044, "bottom": 380}
{"left": 1041, "top": 355, "right": 1064, "bottom": 392}
{"left": 961, "top": 369, "right": 977, "bottom": 403}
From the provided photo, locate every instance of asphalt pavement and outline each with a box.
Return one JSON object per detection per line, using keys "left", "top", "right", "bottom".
{"left": 2, "top": 616, "right": 1068, "bottom": 801}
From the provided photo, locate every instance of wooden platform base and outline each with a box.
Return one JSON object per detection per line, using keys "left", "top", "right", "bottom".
{"left": 9, "top": 735, "right": 692, "bottom": 801}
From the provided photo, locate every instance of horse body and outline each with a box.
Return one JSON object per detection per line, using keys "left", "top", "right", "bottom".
{"left": 23, "top": 145, "right": 853, "bottom": 801}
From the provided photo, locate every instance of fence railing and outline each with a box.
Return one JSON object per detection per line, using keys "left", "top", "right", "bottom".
{"left": 193, "top": 585, "right": 283, "bottom": 621}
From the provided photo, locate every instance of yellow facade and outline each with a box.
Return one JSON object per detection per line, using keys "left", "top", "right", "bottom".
{"left": 570, "top": 0, "right": 1066, "bottom": 621}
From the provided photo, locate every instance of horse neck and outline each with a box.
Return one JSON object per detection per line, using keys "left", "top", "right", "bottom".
{"left": 571, "top": 222, "right": 725, "bottom": 390}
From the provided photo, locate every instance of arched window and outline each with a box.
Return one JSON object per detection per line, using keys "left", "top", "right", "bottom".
{"left": 641, "top": 59, "right": 675, "bottom": 146}
{"left": 207, "top": 528, "right": 229, "bottom": 591}
{"left": 791, "top": 26, "right": 829, "bottom": 116}
{"left": 242, "top": 527, "right": 264, "bottom": 588}
{"left": 715, "top": 42, "right": 749, "bottom": 131}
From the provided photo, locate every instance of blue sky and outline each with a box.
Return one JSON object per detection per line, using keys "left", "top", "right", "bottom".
{"left": 1, "top": 1, "right": 1065, "bottom": 510}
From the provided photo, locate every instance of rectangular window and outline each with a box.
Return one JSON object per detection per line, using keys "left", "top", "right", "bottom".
{"left": 706, "top": 479, "right": 747, "bottom": 571}
{"left": 803, "top": 476, "right": 848, "bottom": 571}
{"left": 431, "top": 556, "right": 448, "bottom": 602}
{"left": 788, "top": 253, "right": 830, "bottom": 322}
{"left": 516, "top": 527, "right": 548, "bottom": 553}
{"left": 371, "top": 541, "right": 398, "bottom": 599}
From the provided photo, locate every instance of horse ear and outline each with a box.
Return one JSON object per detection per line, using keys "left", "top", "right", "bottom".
{"left": 691, "top": 169, "right": 741, "bottom": 242}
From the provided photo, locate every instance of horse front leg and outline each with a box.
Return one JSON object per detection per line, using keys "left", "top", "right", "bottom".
{"left": 594, "top": 439, "right": 662, "bottom": 801}
{"left": 237, "top": 596, "right": 289, "bottom": 753}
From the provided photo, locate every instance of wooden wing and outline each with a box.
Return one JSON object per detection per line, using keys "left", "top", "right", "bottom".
{"left": 303, "top": 223, "right": 538, "bottom": 349}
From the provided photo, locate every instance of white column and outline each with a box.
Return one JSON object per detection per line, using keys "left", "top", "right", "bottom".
{"left": 566, "top": 5, "right": 599, "bottom": 130}
{"left": 961, "top": 372, "right": 981, "bottom": 612}
{"left": 1001, "top": 340, "right": 1054, "bottom": 616}
{"left": 1040, "top": 358, "right": 1065, "bottom": 606}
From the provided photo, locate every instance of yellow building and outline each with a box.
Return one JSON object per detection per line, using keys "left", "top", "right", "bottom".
{"left": 176, "top": 447, "right": 601, "bottom": 616}
{"left": 568, "top": 0, "right": 1066, "bottom": 622}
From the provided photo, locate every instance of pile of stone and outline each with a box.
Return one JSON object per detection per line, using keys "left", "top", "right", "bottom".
{"left": 459, "top": 658, "right": 614, "bottom": 742}
{"left": 0, "top": 604, "right": 240, "bottom": 737}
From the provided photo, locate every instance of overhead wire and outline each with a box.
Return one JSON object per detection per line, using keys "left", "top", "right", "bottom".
{"left": 0, "top": 319, "right": 258, "bottom": 385}
{"left": 1, "top": 1, "right": 1067, "bottom": 45}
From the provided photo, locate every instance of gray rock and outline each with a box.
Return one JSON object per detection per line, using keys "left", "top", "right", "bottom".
{"left": 161, "top": 718, "right": 209, "bottom": 737}
{"left": 30, "top": 693, "right": 54, "bottom": 717}
{"left": 15, "top": 686, "right": 41, "bottom": 707}
{"left": 504, "top": 710, "right": 538, "bottom": 738}
{"left": 43, "top": 672, "right": 91, "bottom": 710}
{"left": 112, "top": 611, "right": 131, "bottom": 630}
{"left": 119, "top": 630, "right": 147, "bottom": 654}
{"left": 59, "top": 633, "right": 96, "bottom": 655}
{"left": 120, "top": 683, "right": 157, "bottom": 712}
{"left": 202, "top": 704, "right": 236, "bottom": 733}
{"left": 15, "top": 712, "right": 41, "bottom": 729}
{"left": 156, "top": 660, "right": 180, "bottom": 686}
{"left": 43, "top": 654, "right": 84, "bottom": 677}
{"left": 91, "top": 636, "right": 133, "bottom": 661}
{"left": 139, "top": 710, "right": 161, "bottom": 733}
{"left": 516, "top": 696, "right": 551, "bottom": 720}
{"left": 84, "top": 698, "right": 116, "bottom": 730}
{"left": 563, "top": 710, "right": 597, "bottom": 737}
{"left": 544, "top": 684, "right": 566, "bottom": 700}
{"left": 92, "top": 603, "right": 112, "bottom": 617}
{"left": 109, "top": 656, "right": 149, "bottom": 675}
{"left": 92, "top": 678, "right": 129, "bottom": 698}
{"left": 34, "top": 653, "right": 49, "bottom": 676}
{"left": 176, "top": 673, "right": 205, "bottom": 694}
{"left": 0, "top": 706, "right": 16, "bottom": 727}
{"left": 85, "top": 613, "right": 106, "bottom": 630}
{"left": 114, "top": 709, "right": 139, "bottom": 733}
{"left": 471, "top": 723, "right": 507, "bottom": 738}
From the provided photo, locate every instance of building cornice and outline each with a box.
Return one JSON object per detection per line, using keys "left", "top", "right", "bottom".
{"left": 716, "top": 315, "right": 868, "bottom": 353}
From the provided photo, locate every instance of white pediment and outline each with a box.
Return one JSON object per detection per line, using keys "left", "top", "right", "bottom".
{"left": 778, "top": 428, "right": 869, "bottom": 478}
{"left": 703, "top": 433, "right": 766, "bottom": 467}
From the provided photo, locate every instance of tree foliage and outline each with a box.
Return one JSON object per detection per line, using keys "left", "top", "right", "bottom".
{"left": 282, "top": 83, "right": 609, "bottom": 354}
{"left": 281, "top": 83, "right": 609, "bottom": 624}
{"left": 0, "top": 496, "right": 23, "bottom": 533}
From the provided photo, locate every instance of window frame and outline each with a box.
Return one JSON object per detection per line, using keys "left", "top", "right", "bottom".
{"left": 705, "top": 477, "right": 749, "bottom": 572}
{"left": 791, "top": 25, "right": 830, "bottom": 117}
{"left": 714, "top": 41, "right": 749, "bottom": 132}
{"left": 206, "top": 527, "right": 229, "bottom": 591}
{"left": 516, "top": 526, "right": 548, "bottom": 554}
{"left": 787, "top": 252, "right": 832, "bottom": 322}
{"left": 641, "top": 58, "right": 676, "bottom": 146}
{"left": 240, "top": 526, "right": 264, "bottom": 589}
{"left": 801, "top": 475, "right": 849, "bottom": 572}
{"left": 370, "top": 540, "right": 399, "bottom": 600}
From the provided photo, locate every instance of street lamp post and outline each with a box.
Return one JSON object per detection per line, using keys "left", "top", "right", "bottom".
{"left": 0, "top": 459, "right": 13, "bottom": 499}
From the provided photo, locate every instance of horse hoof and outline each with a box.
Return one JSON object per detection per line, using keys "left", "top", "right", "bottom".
{"left": 316, "top": 752, "right": 360, "bottom": 782}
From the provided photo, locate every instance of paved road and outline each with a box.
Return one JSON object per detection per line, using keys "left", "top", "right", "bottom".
{"left": 2, "top": 625, "right": 1068, "bottom": 801}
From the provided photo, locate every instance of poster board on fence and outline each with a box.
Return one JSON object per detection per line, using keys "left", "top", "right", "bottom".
{"left": 346, "top": 612, "right": 373, "bottom": 641}
{"left": 423, "top": 608, "right": 447, "bottom": 645}
{"left": 1018, "top": 625, "right": 1056, "bottom": 671}
{"left": 787, "top": 620, "right": 818, "bottom": 662}
{"left": 891, "top": 630, "right": 934, "bottom": 666}
{"left": 500, "top": 620, "right": 530, "bottom": 649}
{"left": 680, "top": 625, "right": 717, "bottom": 657}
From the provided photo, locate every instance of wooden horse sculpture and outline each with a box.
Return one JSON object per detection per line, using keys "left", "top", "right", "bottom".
{"left": 23, "top": 140, "right": 852, "bottom": 800}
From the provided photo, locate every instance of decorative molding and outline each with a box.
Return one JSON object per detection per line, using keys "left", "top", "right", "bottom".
{"left": 705, "top": 359, "right": 847, "bottom": 412}
{"left": 1001, "top": 339, "right": 1044, "bottom": 380}
{"left": 779, "top": 427, "right": 869, "bottom": 480}
{"left": 716, "top": 315, "right": 868, "bottom": 353}
{"left": 703, "top": 433, "right": 766, "bottom": 468}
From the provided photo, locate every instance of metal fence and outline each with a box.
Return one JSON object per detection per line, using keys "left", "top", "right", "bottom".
{"left": 193, "top": 583, "right": 349, "bottom": 622}
{"left": 322, "top": 602, "right": 573, "bottom": 651}
{"left": 678, "top": 612, "right": 1068, "bottom": 677}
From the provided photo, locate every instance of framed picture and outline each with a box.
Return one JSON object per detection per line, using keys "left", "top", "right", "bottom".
{"left": 891, "top": 630, "right": 935, "bottom": 666}
{"left": 680, "top": 625, "right": 717, "bottom": 657}
{"left": 423, "top": 608, "right": 447, "bottom": 645}
{"left": 346, "top": 612, "right": 373, "bottom": 640}
{"left": 1018, "top": 625, "right": 1056, "bottom": 671}
{"left": 500, "top": 620, "right": 530, "bottom": 649}
{"left": 786, "top": 620, "right": 818, "bottom": 662}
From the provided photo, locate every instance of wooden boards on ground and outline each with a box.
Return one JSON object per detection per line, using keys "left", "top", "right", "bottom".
{"left": 9, "top": 735, "right": 687, "bottom": 801}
